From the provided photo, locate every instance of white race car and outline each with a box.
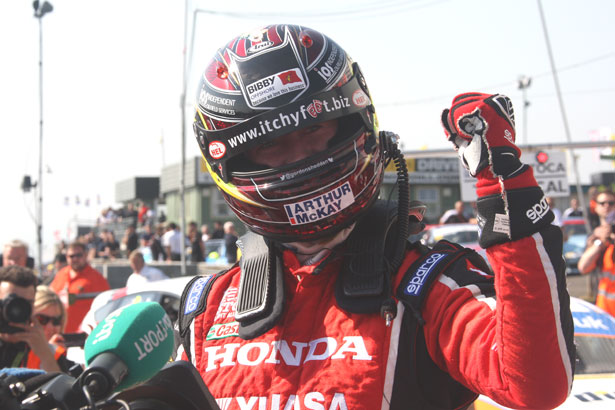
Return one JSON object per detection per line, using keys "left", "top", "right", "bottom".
{"left": 67, "top": 276, "right": 197, "bottom": 364}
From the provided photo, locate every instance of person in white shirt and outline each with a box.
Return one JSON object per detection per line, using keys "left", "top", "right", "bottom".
{"left": 161, "top": 222, "right": 184, "bottom": 261}
{"left": 126, "top": 250, "right": 169, "bottom": 290}
{"left": 562, "top": 197, "right": 584, "bottom": 219}
{"left": 546, "top": 196, "right": 563, "bottom": 227}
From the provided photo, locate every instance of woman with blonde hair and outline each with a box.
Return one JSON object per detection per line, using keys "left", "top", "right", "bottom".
{"left": 22, "top": 286, "right": 75, "bottom": 372}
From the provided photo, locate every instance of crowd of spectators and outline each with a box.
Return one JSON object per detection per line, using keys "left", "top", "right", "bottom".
{"left": 0, "top": 241, "right": 109, "bottom": 374}
{"left": 96, "top": 201, "right": 161, "bottom": 228}
{"left": 53, "top": 219, "right": 240, "bottom": 267}
{"left": 0, "top": 201, "right": 241, "bottom": 380}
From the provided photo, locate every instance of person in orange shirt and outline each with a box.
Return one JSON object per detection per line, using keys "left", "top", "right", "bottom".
{"left": 50, "top": 242, "right": 109, "bottom": 332}
{"left": 578, "top": 190, "right": 615, "bottom": 316}
{"left": 588, "top": 186, "right": 600, "bottom": 229}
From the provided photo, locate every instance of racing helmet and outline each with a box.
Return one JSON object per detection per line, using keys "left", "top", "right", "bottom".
{"left": 193, "top": 24, "right": 386, "bottom": 243}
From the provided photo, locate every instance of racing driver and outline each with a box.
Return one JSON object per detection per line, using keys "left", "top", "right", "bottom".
{"left": 175, "top": 24, "right": 574, "bottom": 410}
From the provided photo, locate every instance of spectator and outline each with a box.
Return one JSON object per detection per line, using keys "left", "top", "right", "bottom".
{"left": 83, "top": 231, "right": 100, "bottom": 261}
{"left": 223, "top": 221, "right": 239, "bottom": 264}
{"left": 145, "top": 207, "right": 156, "bottom": 227}
{"left": 439, "top": 201, "right": 469, "bottom": 224}
{"left": 0, "top": 265, "right": 65, "bottom": 372}
{"left": 26, "top": 285, "right": 76, "bottom": 372}
{"left": 151, "top": 224, "right": 167, "bottom": 262}
{"left": 201, "top": 224, "right": 211, "bottom": 257}
{"left": 137, "top": 201, "right": 150, "bottom": 226}
{"left": 97, "top": 230, "right": 120, "bottom": 260}
{"left": 55, "top": 240, "right": 68, "bottom": 256}
{"left": 578, "top": 190, "right": 615, "bottom": 316}
{"left": 121, "top": 224, "right": 139, "bottom": 257}
{"left": 211, "top": 221, "right": 224, "bottom": 239}
{"left": 162, "top": 222, "right": 183, "bottom": 262}
{"left": 44, "top": 253, "right": 68, "bottom": 285}
{"left": 201, "top": 224, "right": 211, "bottom": 242}
{"left": 121, "top": 202, "right": 138, "bottom": 225}
{"left": 50, "top": 242, "right": 110, "bottom": 333}
{"left": 562, "top": 197, "right": 584, "bottom": 219}
{"left": 126, "top": 251, "right": 169, "bottom": 290}
{"left": 546, "top": 196, "right": 563, "bottom": 227}
{"left": 98, "top": 207, "right": 116, "bottom": 225}
{"left": 588, "top": 186, "right": 601, "bottom": 229}
{"left": 138, "top": 224, "right": 154, "bottom": 262}
{"left": 189, "top": 222, "right": 205, "bottom": 262}
{"left": 1, "top": 239, "right": 34, "bottom": 268}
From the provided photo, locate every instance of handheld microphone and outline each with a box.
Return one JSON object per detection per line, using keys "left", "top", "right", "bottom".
{"left": 77, "top": 301, "right": 174, "bottom": 401}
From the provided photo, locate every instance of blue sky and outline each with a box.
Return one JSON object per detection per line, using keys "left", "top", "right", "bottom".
{"left": 1, "top": 0, "right": 613, "bottom": 262}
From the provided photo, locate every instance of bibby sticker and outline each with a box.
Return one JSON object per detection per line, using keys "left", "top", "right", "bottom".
{"left": 246, "top": 68, "right": 307, "bottom": 106}
{"left": 284, "top": 182, "right": 355, "bottom": 225}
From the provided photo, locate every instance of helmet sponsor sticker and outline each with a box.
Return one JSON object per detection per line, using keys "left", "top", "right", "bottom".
{"left": 246, "top": 68, "right": 307, "bottom": 106}
{"left": 280, "top": 158, "right": 334, "bottom": 181}
{"left": 314, "top": 43, "right": 345, "bottom": 84}
{"left": 225, "top": 95, "right": 353, "bottom": 150}
{"left": 284, "top": 182, "right": 355, "bottom": 225}
{"left": 247, "top": 41, "right": 274, "bottom": 54}
{"left": 208, "top": 141, "right": 226, "bottom": 159}
{"left": 352, "top": 89, "right": 370, "bottom": 107}
{"left": 197, "top": 90, "right": 237, "bottom": 117}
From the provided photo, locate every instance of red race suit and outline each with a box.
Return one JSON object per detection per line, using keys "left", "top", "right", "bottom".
{"left": 176, "top": 223, "right": 574, "bottom": 410}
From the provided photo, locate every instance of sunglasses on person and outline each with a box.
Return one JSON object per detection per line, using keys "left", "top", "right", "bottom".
{"left": 67, "top": 253, "right": 84, "bottom": 258}
{"left": 35, "top": 313, "right": 62, "bottom": 326}
{"left": 597, "top": 200, "right": 615, "bottom": 206}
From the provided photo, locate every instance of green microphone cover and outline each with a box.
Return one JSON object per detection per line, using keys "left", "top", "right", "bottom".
{"left": 84, "top": 301, "right": 174, "bottom": 391}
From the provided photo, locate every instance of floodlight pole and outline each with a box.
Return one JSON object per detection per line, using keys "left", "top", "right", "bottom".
{"left": 537, "top": 0, "right": 589, "bottom": 233}
{"left": 517, "top": 75, "right": 531, "bottom": 146}
{"left": 34, "top": 1, "right": 53, "bottom": 276}
{"left": 179, "top": 1, "right": 190, "bottom": 275}
{"left": 179, "top": 6, "right": 210, "bottom": 275}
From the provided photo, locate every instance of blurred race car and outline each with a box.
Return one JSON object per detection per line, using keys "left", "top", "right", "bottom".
{"left": 411, "top": 223, "right": 488, "bottom": 264}
{"left": 472, "top": 297, "right": 615, "bottom": 409}
{"left": 67, "top": 276, "right": 196, "bottom": 364}
{"left": 562, "top": 218, "right": 589, "bottom": 276}
{"left": 79, "top": 276, "right": 195, "bottom": 334}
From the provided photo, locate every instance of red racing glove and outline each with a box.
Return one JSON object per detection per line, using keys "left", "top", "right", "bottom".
{"left": 441, "top": 92, "right": 553, "bottom": 247}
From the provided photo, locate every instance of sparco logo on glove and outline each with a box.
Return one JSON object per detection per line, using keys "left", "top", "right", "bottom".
{"left": 526, "top": 196, "right": 550, "bottom": 224}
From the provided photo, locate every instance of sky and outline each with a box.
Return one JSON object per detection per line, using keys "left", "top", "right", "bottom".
{"left": 1, "top": 0, "right": 614, "bottom": 263}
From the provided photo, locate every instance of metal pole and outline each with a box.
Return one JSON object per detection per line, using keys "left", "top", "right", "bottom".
{"left": 179, "top": 0, "right": 190, "bottom": 275}
{"left": 536, "top": 0, "right": 590, "bottom": 234}
{"left": 37, "top": 15, "right": 44, "bottom": 276}
{"left": 521, "top": 86, "right": 528, "bottom": 145}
